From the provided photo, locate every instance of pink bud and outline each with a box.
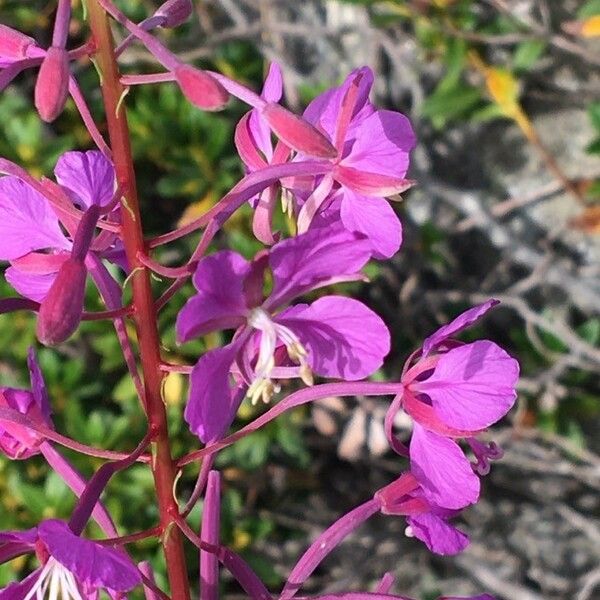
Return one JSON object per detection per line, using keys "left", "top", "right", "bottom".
{"left": 34, "top": 46, "right": 70, "bottom": 123}
{"left": 175, "top": 64, "right": 230, "bottom": 111}
{"left": 261, "top": 103, "right": 337, "bottom": 159}
{"left": 156, "top": 0, "right": 193, "bottom": 28}
{"left": 0, "top": 24, "right": 35, "bottom": 61}
{"left": 36, "top": 257, "right": 87, "bottom": 346}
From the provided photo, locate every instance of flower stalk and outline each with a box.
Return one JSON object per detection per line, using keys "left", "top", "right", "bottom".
{"left": 85, "top": 2, "right": 191, "bottom": 598}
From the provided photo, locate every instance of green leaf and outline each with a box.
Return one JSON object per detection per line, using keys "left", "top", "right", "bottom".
{"left": 577, "top": 318, "right": 600, "bottom": 345}
{"left": 421, "top": 85, "right": 482, "bottom": 128}
{"left": 513, "top": 40, "right": 546, "bottom": 71}
{"left": 588, "top": 102, "right": 600, "bottom": 131}
{"left": 578, "top": 0, "right": 600, "bottom": 18}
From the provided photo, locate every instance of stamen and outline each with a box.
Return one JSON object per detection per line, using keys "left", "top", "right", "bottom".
{"left": 246, "top": 307, "right": 314, "bottom": 402}
{"left": 23, "top": 559, "right": 84, "bottom": 600}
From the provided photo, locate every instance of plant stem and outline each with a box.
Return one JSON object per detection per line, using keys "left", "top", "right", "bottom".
{"left": 86, "top": 3, "right": 191, "bottom": 598}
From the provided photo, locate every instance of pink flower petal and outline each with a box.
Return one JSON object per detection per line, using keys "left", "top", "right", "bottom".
{"left": 422, "top": 299, "right": 499, "bottom": 357}
{"left": 268, "top": 226, "right": 371, "bottom": 307}
{"left": 0, "top": 177, "right": 69, "bottom": 260}
{"left": 5, "top": 267, "right": 57, "bottom": 302}
{"left": 409, "top": 424, "right": 479, "bottom": 510}
{"left": 37, "top": 519, "right": 141, "bottom": 592}
{"left": 185, "top": 343, "right": 245, "bottom": 443}
{"left": 407, "top": 512, "right": 469, "bottom": 555}
{"left": 276, "top": 296, "right": 390, "bottom": 380}
{"left": 54, "top": 151, "right": 115, "bottom": 209}
{"left": 177, "top": 251, "right": 251, "bottom": 342}
{"left": 344, "top": 109, "right": 416, "bottom": 179}
{"left": 340, "top": 190, "right": 402, "bottom": 259}
{"left": 261, "top": 103, "right": 337, "bottom": 158}
{"left": 419, "top": 341, "right": 519, "bottom": 431}
{"left": 335, "top": 165, "right": 414, "bottom": 197}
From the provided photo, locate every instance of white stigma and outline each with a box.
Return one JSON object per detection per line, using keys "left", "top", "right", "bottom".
{"left": 247, "top": 307, "right": 313, "bottom": 404}
{"left": 24, "top": 558, "right": 84, "bottom": 600}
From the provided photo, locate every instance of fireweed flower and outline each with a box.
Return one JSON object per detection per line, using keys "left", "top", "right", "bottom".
{"left": 176, "top": 226, "right": 390, "bottom": 442}
{"left": 234, "top": 66, "right": 416, "bottom": 258}
{"left": 0, "top": 519, "right": 140, "bottom": 599}
{"left": 0, "top": 348, "right": 51, "bottom": 460}
{"left": 0, "top": 151, "right": 126, "bottom": 342}
{"left": 386, "top": 299, "right": 519, "bottom": 510}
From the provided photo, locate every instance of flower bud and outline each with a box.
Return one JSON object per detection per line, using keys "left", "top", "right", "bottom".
{"left": 174, "top": 64, "right": 230, "bottom": 111}
{"left": 156, "top": 0, "right": 193, "bottom": 28}
{"left": 36, "top": 257, "right": 87, "bottom": 346}
{"left": 261, "top": 103, "right": 337, "bottom": 158}
{"left": 34, "top": 46, "right": 70, "bottom": 123}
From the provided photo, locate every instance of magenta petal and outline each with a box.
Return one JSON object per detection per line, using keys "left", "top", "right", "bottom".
{"left": 247, "top": 63, "right": 283, "bottom": 161}
{"left": 340, "top": 190, "right": 402, "bottom": 259}
{"left": 419, "top": 341, "right": 519, "bottom": 431}
{"left": 268, "top": 226, "right": 371, "bottom": 307}
{"left": 185, "top": 343, "right": 244, "bottom": 443}
{"left": 345, "top": 110, "right": 416, "bottom": 178}
{"left": 0, "top": 177, "right": 69, "bottom": 260}
{"left": 407, "top": 512, "right": 469, "bottom": 555}
{"left": 335, "top": 165, "right": 414, "bottom": 197}
{"left": 54, "top": 151, "right": 116, "bottom": 209}
{"left": 177, "top": 251, "right": 251, "bottom": 342}
{"left": 303, "top": 67, "right": 375, "bottom": 136}
{"left": 277, "top": 296, "right": 390, "bottom": 380}
{"left": 261, "top": 103, "right": 337, "bottom": 158}
{"left": 37, "top": 520, "right": 141, "bottom": 593}
{"left": 235, "top": 112, "right": 267, "bottom": 171}
{"left": 422, "top": 299, "right": 499, "bottom": 357}
{"left": 5, "top": 267, "right": 57, "bottom": 302}
{"left": 409, "top": 424, "right": 479, "bottom": 510}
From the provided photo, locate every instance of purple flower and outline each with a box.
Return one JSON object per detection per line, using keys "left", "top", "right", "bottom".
{"left": 0, "top": 151, "right": 123, "bottom": 303}
{"left": 386, "top": 300, "right": 518, "bottom": 510}
{"left": 0, "top": 519, "right": 140, "bottom": 598}
{"left": 375, "top": 471, "right": 470, "bottom": 555}
{"left": 176, "top": 226, "right": 390, "bottom": 442}
{"left": 0, "top": 348, "right": 52, "bottom": 460}
{"left": 234, "top": 66, "right": 415, "bottom": 258}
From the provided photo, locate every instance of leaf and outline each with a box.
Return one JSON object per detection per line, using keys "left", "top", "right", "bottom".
{"left": 578, "top": 0, "right": 600, "bottom": 18}
{"left": 588, "top": 102, "right": 600, "bottom": 131}
{"left": 513, "top": 40, "right": 546, "bottom": 71}
{"left": 421, "top": 85, "right": 482, "bottom": 127}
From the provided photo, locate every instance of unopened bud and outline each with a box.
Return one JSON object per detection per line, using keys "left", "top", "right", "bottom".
{"left": 36, "top": 258, "right": 87, "bottom": 346}
{"left": 175, "top": 64, "right": 230, "bottom": 111}
{"left": 156, "top": 0, "right": 193, "bottom": 28}
{"left": 35, "top": 46, "right": 70, "bottom": 122}
{"left": 0, "top": 24, "right": 35, "bottom": 61}
{"left": 261, "top": 103, "right": 337, "bottom": 158}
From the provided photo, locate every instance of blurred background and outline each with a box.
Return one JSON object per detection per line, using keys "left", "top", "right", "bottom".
{"left": 0, "top": 1, "right": 599, "bottom": 598}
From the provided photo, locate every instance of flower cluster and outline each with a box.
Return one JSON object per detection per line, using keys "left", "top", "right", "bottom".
{"left": 0, "top": 2, "right": 519, "bottom": 599}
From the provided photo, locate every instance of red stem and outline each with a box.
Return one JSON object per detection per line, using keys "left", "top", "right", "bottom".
{"left": 86, "top": 4, "right": 191, "bottom": 598}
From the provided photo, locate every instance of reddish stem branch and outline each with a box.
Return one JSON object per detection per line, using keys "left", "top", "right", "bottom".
{"left": 86, "top": 3, "right": 191, "bottom": 598}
